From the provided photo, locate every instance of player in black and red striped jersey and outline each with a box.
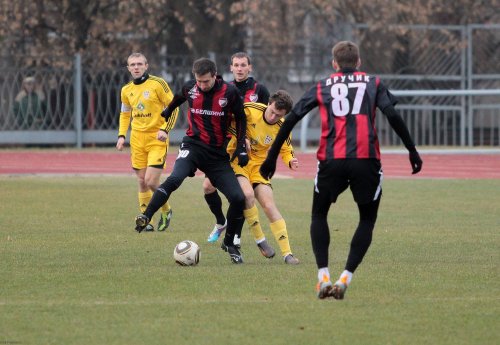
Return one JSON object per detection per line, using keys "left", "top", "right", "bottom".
{"left": 204, "top": 52, "right": 270, "bottom": 246}
{"left": 135, "top": 58, "right": 248, "bottom": 264}
{"left": 260, "top": 41, "right": 422, "bottom": 298}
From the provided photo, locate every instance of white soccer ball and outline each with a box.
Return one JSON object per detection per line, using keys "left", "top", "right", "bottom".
{"left": 173, "top": 240, "right": 200, "bottom": 266}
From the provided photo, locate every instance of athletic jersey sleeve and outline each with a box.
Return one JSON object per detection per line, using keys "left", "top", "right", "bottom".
{"left": 376, "top": 79, "right": 398, "bottom": 111}
{"left": 279, "top": 130, "right": 295, "bottom": 168}
{"left": 157, "top": 79, "right": 178, "bottom": 132}
{"left": 162, "top": 82, "right": 189, "bottom": 121}
{"left": 290, "top": 83, "right": 320, "bottom": 118}
{"left": 228, "top": 88, "right": 246, "bottom": 145}
{"left": 257, "top": 84, "right": 270, "bottom": 104}
{"left": 118, "top": 86, "right": 132, "bottom": 137}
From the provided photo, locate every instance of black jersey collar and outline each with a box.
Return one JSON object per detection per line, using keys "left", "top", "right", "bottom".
{"left": 133, "top": 73, "right": 149, "bottom": 85}
{"left": 340, "top": 68, "right": 357, "bottom": 74}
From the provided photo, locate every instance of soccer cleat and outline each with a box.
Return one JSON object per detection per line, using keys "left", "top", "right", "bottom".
{"left": 284, "top": 254, "right": 299, "bottom": 265}
{"left": 207, "top": 221, "right": 227, "bottom": 242}
{"left": 157, "top": 209, "right": 173, "bottom": 231}
{"left": 316, "top": 274, "right": 334, "bottom": 299}
{"left": 135, "top": 214, "right": 150, "bottom": 233}
{"left": 332, "top": 277, "right": 348, "bottom": 300}
{"left": 257, "top": 240, "right": 275, "bottom": 258}
{"left": 221, "top": 242, "right": 244, "bottom": 264}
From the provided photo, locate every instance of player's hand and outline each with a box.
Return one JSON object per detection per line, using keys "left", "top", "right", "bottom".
{"left": 231, "top": 143, "right": 249, "bottom": 167}
{"left": 157, "top": 130, "right": 168, "bottom": 142}
{"left": 260, "top": 157, "right": 277, "bottom": 179}
{"left": 289, "top": 158, "right": 299, "bottom": 170}
{"left": 409, "top": 150, "right": 422, "bottom": 174}
{"left": 116, "top": 137, "right": 125, "bottom": 151}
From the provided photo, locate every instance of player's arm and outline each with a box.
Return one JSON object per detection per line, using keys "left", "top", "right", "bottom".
{"left": 161, "top": 83, "right": 189, "bottom": 121}
{"left": 157, "top": 79, "right": 179, "bottom": 132}
{"left": 378, "top": 81, "right": 422, "bottom": 174}
{"left": 278, "top": 131, "right": 297, "bottom": 169}
{"left": 116, "top": 89, "right": 131, "bottom": 150}
{"left": 382, "top": 105, "right": 422, "bottom": 174}
{"left": 258, "top": 84, "right": 270, "bottom": 104}
{"left": 229, "top": 92, "right": 248, "bottom": 167}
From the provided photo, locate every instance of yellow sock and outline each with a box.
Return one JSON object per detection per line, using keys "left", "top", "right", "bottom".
{"left": 244, "top": 205, "right": 265, "bottom": 242}
{"left": 160, "top": 199, "right": 171, "bottom": 214}
{"left": 138, "top": 191, "right": 153, "bottom": 213}
{"left": 270, "top": 218, "right": 292, "bottom": 257}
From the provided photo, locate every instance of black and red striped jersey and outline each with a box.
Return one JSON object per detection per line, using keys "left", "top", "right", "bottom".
{"left": 231, "top": 77, "right": 270, "bottom": 104}
{"left": 291, "top": 68, "right": 397, "bottom": 161}
{"left": 165, "top": 76, "right": 246, "bottom": 154}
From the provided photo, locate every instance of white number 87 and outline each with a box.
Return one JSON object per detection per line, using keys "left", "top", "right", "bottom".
{"left": 330, "top": 82, "right": 366, "bottom": 116}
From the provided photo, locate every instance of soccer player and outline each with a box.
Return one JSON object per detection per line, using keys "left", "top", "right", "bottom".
{"left": 260, "top": 41, "right": 423, "bottom": 299}
{"left": 116, "top": 53, "right": 178, "bottom": 232}
{"left": 135, "top": 57, "right": 248, "bottom": 264}
{"left": 227, "top": 90, "right": 300, "bottom": 264}
{"left": 205, "top": 52, "right": 270, "bottom": 245}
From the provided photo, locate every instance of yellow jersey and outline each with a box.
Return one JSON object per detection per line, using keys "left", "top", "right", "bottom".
{"left": 118, "top": 74, "right": 178, "bottom": 137}
{"left": 228, "top": 102, "right": 295, "bottom": 167}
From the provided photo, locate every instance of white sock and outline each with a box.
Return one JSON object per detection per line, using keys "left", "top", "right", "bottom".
{"left": 255, "top": 237, "right": 266, "bottom": 244}
{"left": 318, "top": 267, "right": 330, "bottom": 282}
{"left": 338, "top": 270, "right": 353, "bottom": 285}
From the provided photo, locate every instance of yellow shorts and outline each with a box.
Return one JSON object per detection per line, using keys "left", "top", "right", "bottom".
{"left": 130, "top": 130, "right": 169, "bottom": 170}
{"left": 231, "top": 159, "right": 271, "bottom": 186}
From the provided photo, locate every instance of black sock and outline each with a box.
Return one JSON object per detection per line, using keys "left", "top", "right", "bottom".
{"left": 204, "top": 191, "right": 226, "bottom": 225}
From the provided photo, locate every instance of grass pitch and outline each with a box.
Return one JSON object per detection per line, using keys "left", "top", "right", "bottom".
{"left": 0, "top": 176, "right": 499, "bottom": 345}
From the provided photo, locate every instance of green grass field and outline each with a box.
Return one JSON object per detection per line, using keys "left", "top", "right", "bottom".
{"left": 1, "top": 176, "right": 499, "bottom": 345}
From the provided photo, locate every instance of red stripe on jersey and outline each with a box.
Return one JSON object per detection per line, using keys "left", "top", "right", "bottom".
{"left": 210, "top": 86, "right": 226, "bottom": 146}
{"left": 373, "top": 77, "right": 381, "bottom": 159}
{"left": 243, "top": 86, "right": 256, "bottom": 102}
{"left": 317, "top": 82, "right": 328, "bottom": 161}
{"left": 356, "top": 114, "right": 369, "bottom": 157}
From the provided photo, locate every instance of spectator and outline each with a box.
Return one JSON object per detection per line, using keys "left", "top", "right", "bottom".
{"left": 12, "top": 76, "right": 46, "bottom": 129}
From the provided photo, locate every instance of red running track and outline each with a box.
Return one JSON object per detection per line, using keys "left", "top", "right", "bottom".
{"left": 0, "top": 150, "right": 499, "bottom": 179}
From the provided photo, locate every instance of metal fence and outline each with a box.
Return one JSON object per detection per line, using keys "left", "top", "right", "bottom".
{"left": 0, "top": 24, "right": 499, "bottom": 148}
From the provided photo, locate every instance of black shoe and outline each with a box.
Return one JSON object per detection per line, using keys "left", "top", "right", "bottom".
{"left": 221, "top": 242, "right": 243, "bottom": 264}
{"left": 135, "top": 214, "right": 150, "bottom": 233}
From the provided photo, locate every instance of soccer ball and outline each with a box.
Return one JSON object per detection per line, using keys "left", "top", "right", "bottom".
{"left": 173, "top": 240, "right": 200, "bottom": 266}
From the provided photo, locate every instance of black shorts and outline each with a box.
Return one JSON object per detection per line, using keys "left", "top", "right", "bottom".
{"left": 315, "top": 159, "right": 383, "bottom": 205}
{"left": 169, "top": 140, "right": 243, "bottom": 203}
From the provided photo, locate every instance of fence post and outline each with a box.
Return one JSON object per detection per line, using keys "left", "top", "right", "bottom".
{"left": 300, "top": 113, "right": 310, "bottom": 151}
{"left": 73, "top": 53, "right": 83, "bottom": 148}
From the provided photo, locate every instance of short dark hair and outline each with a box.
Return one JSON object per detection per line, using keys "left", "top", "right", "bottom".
{"left": 231, "top": 52, "right": 251, "bottom": 65}
{"left": 269, "top": 90, "right": 293, "bottom": 113}
{"left": 192, "top": 58, "right": 217, "bottom": 76}
{"left": 332, "top": 41, "right": 359, "bottom": 69}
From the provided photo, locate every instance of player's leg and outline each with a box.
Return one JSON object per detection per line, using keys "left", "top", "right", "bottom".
{"left": 130, "top": 130, "right": 154, "bottom": 232}
{"left": 135, "top": 143, "right": 197, "bottom": 232}
{"left": 146, "top": 134, "right": 173, "bottom": 231}
{"left": 145, "top": 166, "right": 172, "bottom": 231}
{"left": 331, "top": 160, "right": 383, "bottom": 300}
{"left": 254, "top": 184, "right": 298, "bottom": 264}
{"left": 204, "top": 177, "right": 227, "bottom": 242}
{"left": 237, "top": 176, "right": 275, "bottom": 257}
{"left": 312, "top": 160, "right": 347, "bottom": 298}
{"left": 208, "top": 163, "right": 245, "bottom": 264}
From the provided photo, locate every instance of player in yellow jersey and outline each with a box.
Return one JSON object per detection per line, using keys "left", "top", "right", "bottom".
{"left": 116, "top": 53, "right": 178, "bottom": 232}
{"left": 227, "top": 90, "right": 300, "bottom": 264}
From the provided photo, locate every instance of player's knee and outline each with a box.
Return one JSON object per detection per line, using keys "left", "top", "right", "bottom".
{"left": 160, "top": 175, "right": 184, "bottom": 193}
{"left": 243, "top": 189, "right": 255, "bottom": 204}
{"left": 228, "top": 191, "right": 245, "bottom": 209}
{"left": 202, "top": 179, "right": 217, "bottom": 194}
